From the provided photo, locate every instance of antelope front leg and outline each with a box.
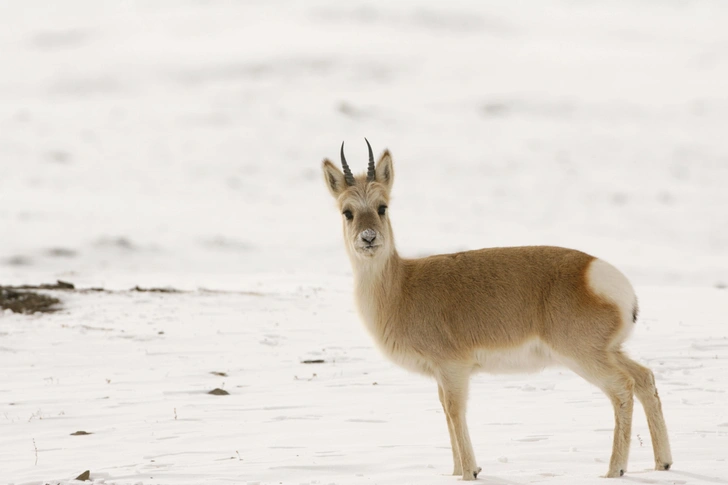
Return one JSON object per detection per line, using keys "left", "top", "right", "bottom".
{"left": 437, "top": 368, "right": 481, "bottom": 480}
{"left": 438, "top": 383, "right": 462, "bottom": 475}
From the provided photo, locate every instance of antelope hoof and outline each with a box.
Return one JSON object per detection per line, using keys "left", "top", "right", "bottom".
{"left": 462, "top": 466, "right": 481, "bottom": 480}
{"left": 605, "top": 467, "right": 625, "bottom": 478}
{"left": 657, "top": 462, "right": 671, "bottom": 471}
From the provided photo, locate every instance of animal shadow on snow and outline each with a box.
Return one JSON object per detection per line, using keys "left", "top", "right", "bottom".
{"left": 476, "top": 475, "right": 523, "bottom": 485}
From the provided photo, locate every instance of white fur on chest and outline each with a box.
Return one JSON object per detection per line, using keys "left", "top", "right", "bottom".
{"left": 354, "top": 293, "right": 436, "bottom": 375}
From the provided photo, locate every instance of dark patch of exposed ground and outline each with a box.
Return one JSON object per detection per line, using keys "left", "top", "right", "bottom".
{"left": 132, "top": 285, "right": 181, "bottom": 293}
{"left": 1, "top": 280, "right": 266, "bottom": 314}
{"left": 208, "top": 388, "right": 230, "bottom": 395}
{"left": 0, "top": 287, "right": 61, "bottom": 314}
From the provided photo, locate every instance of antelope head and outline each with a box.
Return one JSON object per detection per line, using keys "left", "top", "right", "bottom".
{"left": 322, "top": 139, "right": 395, "bottom": 262}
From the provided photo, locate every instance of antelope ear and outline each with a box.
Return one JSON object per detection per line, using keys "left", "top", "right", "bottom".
{"left": 375, "top": 150, "right": 394, "bottom": 191}
{"left": 322, "top": 159, "right": 347, "bottom": 198}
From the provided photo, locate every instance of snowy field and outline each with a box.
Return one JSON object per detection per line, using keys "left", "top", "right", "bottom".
{"left": 1, "top": 1, "right": 728, "bottom": 484}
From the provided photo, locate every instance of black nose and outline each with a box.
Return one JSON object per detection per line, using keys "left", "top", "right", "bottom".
{"left": 360, "top": 229, "right": 377, "bottom": 244}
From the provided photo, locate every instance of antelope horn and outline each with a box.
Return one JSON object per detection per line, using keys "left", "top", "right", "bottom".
{"left": 365, "top": 138, "right": 375, "bottom": 182}
{"left": 340, "top": 141, "right": 355, "bottom": 186}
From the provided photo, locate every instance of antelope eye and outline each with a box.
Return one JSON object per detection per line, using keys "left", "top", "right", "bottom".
{"left": 378, "top": 205, "right": 387, "bottom": 216}
{"left": 343, "top": 210, "right": 353, "bottom": 221}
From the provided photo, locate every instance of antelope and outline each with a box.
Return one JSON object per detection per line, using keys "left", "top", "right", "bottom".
{"left": 321, "top": 140, "right": 673, "bottom": 480}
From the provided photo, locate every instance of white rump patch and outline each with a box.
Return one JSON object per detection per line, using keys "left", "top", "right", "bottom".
{"left": 586, "top": 258, "right": 637, "bottom": 343}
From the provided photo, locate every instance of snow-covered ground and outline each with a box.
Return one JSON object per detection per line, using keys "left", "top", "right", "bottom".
{"left": 1, "top": 1, "right": 727, "bottom": 484}
{"left": 2, "top": 286, "right": 728, "bottom": 484}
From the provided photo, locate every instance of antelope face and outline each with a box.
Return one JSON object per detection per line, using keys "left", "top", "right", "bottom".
{"left": 339, "top": 183, "right": 391, "bottom": 258}
{"left": 322, "top": 139, "right": 395, "bottom": 261}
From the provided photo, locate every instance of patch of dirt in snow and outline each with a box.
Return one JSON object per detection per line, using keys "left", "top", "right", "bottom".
{"left": 0, "top": 288, "right": 61, "bottom": 314}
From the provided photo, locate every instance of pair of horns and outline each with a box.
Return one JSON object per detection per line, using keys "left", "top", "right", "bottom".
{"left": 340, "top": 138, "right": 375, "bottom": 186}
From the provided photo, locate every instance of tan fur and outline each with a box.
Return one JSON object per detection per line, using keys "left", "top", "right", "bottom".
{"left": 322, "top": 147, "right": 672, "bottom": 480}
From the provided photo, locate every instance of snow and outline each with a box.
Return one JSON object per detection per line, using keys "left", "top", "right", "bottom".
{"left": 1, "top": 1, "right": 727, "bottom": 484}
{"left": 3, "top": 286, "right": 728, "bottom": 484}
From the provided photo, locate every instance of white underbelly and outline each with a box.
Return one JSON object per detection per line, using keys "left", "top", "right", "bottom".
{"left": 473, "top": 339, "right": 559, "bottom": 374}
